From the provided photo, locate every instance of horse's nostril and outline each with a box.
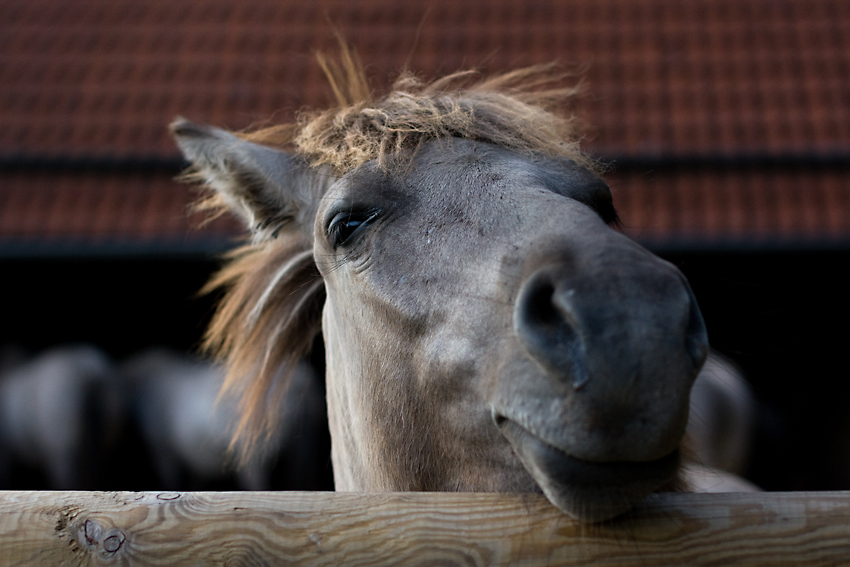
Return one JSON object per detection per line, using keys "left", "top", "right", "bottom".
{"left": 526, "top": 281, "right": 560, "bottom": 328}
{"left": 514, "top": 269, "right": 590, "bottom": 389}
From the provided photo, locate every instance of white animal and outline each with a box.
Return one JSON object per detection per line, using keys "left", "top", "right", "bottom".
{"left": 0, "top": 345, "right": 118, "bottom": 488}
{"left": 121, "top": 348, "right": 324, "bottom": 490}
{"left": 685, "top": 353, "right": 760, "bottom": 492}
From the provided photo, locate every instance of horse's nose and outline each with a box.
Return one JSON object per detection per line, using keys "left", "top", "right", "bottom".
{"left": 513, "top": 262, "right": 709, "bottom": 390}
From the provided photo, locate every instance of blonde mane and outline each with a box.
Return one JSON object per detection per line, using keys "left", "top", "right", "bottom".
{"left": 200, "top": 53, "right": 597, "bottom": 457}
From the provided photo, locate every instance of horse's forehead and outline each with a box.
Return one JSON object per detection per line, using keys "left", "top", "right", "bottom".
{"left": 336, "top": 139, "right": 601, "bottom": 203}
{"left": 407, "top": 140, "right": 593, "bottom": 191}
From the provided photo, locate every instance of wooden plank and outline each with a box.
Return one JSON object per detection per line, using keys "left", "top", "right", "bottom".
{"left": 0, "top": 490, "right": 849, "bottom": 566}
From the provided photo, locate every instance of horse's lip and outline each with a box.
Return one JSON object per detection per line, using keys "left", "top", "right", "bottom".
{"left": 495, "top": 414, "right": 680, "bottom": 521}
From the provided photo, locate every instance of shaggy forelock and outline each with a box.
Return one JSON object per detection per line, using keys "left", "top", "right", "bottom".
{"left": 244, "top": 59, "right": 598, "bottom": 174}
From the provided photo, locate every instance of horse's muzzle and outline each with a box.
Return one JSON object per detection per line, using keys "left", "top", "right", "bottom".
{"left": 494, "top": 413, "right": 681, "bottom": 522}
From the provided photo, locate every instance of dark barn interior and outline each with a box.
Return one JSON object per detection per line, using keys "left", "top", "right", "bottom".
{"left": 2, "top": 0, "right": 850, "bottom": 493}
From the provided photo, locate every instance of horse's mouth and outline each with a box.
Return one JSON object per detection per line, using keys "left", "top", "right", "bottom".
{"left": 495, "top": 414, "right": 680, "bottom": 522}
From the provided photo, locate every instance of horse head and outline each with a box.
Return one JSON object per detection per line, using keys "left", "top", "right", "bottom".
{"left": 172, "top": 65, "right": 708, "bottom": 522}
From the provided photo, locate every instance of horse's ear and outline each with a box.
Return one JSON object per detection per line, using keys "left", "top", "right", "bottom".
{"left": 170, "top": 117, "right": 330, "bottom": 240}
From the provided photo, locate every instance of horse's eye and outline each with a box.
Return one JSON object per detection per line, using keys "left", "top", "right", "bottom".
{"left": 328, "top": 209, "right": 381, "bottom": 248}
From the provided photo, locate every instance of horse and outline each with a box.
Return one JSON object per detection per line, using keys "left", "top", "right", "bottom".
{"left": 688, "top": 354, "right": 754, "bottom": 477}
{"left": 0, "top": 345, "right": 121, "bottom": 489}
{"left": 120, "top": 347, "right": 327, "bottom": 490}
{"left": 171, "top": 61, "right": 711, "bottom": 522}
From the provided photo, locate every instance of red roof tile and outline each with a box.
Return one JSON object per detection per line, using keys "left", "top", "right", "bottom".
{"left": 1, "top": 0, "right": 849, "bottom": 249}
{"left": 4, "top": 0, "right": 850, "bottom": 157}
{"left": 0, "top": 171, "right": 241, "bottom": 248}
{"left": 610, "top": 167, "right": 850, "bottom": 247}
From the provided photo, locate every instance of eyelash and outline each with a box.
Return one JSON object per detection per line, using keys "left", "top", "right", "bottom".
{"left": 327, "top": 209, "right": 381, "bottom": 248}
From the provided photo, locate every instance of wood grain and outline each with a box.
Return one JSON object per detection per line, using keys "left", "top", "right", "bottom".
{"left": 0, "top": 490, "right": 849, "bottom": 566}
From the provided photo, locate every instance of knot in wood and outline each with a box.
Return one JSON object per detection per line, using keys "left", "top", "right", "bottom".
{"left": 83, "top": 519, "right": 126, "bottom": 555}
{"left": 103, "top": 533, "right": 125, "bottom": 553}
{"left": 83, "top": 519, "right": 102, "bottom": 546}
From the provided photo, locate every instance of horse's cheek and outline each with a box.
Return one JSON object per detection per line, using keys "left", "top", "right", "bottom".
{"left": 322, "top": 298, "right": 370, "bottom": 487}
{"left": 323, "top": 287, "right": 414, "bottom": 489}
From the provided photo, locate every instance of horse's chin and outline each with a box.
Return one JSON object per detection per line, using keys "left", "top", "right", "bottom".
{"left": 496, "top": 416, "right": 680, "bottom": 522}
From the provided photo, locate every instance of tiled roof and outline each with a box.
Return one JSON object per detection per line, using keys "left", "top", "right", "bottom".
{"left": 2, "top": 0, "right": 849, "bottom": 251}
{"left": 0, "top": 169, "right": 242, "bottom": 256}
{"left": 609, "top": 167, "right": 850, "bottom": 249}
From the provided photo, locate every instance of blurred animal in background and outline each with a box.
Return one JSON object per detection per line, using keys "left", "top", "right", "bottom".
{"left": 689, "top": 353, "right": 756, "bottom": 476}
{"left": 120, "top": 348, "right": 328, "bottom": 491}
{"left": 685, "top": 353, "right": 760, "bottom": 492}
{"left": 0, "top": 345, "right": 121, "bottom": 489}
{"left": 0, "top": 344, "right": 330, "bottom": 491}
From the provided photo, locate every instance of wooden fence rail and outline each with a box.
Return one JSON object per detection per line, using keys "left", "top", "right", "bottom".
{"left": 1, "top": 490, "right": 849, "bottom": 566}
